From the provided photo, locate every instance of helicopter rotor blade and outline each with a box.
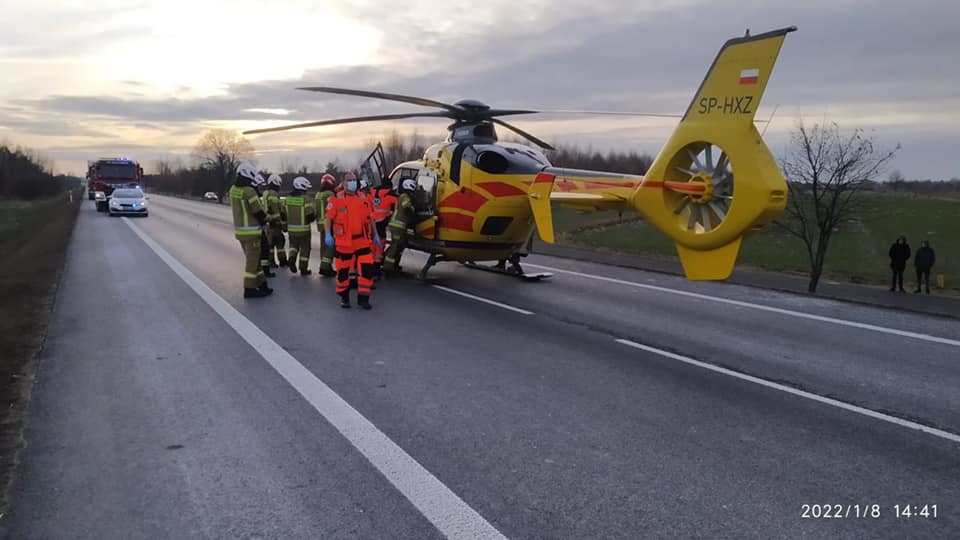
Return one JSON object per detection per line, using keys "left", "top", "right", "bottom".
{"left": 483, "top": 109, "right": 540, "bottom": 117}
{"left": 491, "top": 119, "right": 555, "bottom": 151}
{"left": 297, "top": 87, "right": 460, "bottom": 112}
{"left": 243, "top": 112, "right": 453, "bottom": 135}
{"left": 529, "top": 109, "right": 683, "bottom": 119}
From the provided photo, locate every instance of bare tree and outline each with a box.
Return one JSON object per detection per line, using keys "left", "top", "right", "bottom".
{"left": 279, "top": 156, "right": 303, "bottom": 174}
{"left": 192, "top": 129, "right": 254, "bottom": 201}
{"left": 888, "top": 169, "right": 906, "bottom": 192}
{"left": 777, "top": 120, "right": 899, "bottom": 293}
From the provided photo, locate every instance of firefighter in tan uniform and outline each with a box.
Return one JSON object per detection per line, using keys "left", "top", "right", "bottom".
{"left": 314, "top": 173, "right": 338, "bottom": 276}
{"left": 252, "top": 173, "right": 277, "bottom": 278}
{"left": 263, "top": 173, "right": 287, "bottom": 268}
{"left": 383, "top": 179, "right": 417, "bottom": 273}
{"left": 284, "top": 176, "right": 317, "bottom": 275}
{"left": 230, "top": 162, "right": 273, "bottom": 298}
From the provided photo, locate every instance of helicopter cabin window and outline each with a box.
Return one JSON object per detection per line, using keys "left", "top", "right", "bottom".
{"left": 390, "top": 167, "right": 421, "bottom": 190}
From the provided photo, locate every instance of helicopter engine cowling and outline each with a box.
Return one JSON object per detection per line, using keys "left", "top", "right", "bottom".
{"left": 475, "top": 150, "right": 509, "bottom": 174}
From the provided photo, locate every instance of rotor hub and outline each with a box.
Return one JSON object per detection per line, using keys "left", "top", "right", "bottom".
{"left": 688, "top": 173, "right": 715, "bottom": 204}
{"left": 453, "top": 99, "right": 491, "bottom": 112}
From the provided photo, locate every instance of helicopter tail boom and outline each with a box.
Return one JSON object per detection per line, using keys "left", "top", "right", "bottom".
{"left": 629, "top": 26, "right": 795, "bottom": 280}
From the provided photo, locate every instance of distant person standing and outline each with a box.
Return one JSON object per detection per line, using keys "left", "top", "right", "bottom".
{"left": 888, "top": 236, "right": 911, "bottom": 292}
{"left": 914, "top": 240, "right": 936, "bottom": 294}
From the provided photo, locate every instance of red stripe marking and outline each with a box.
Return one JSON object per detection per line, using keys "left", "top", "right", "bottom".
{"left": 555, "top": 179, "right": 578, "bottom": 192}
{"left": 476, "top": 182, "right": 527, "bottom": 197}
{"left": 534, "top": 172, "right": 555, "bottom": 184}
{"left": 663, "top": 180, "right": 706, "bottom": 194}
{"left": 419, "top": 227, "right": 436, "bottom": 238}
{"left": 641, "top": 180, "right": 664, "bottom": 188}
{"left": 581, "top": 180, "right": 640, "bottom": 190}
{"left": 441, "top": 188, "right": 488, "bottom": 213}
{"left": 438, "top": 212, "right": 474, "bottom": 232}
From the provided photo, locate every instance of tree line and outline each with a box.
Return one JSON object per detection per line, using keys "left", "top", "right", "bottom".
{"left": 145, "top": 128, "right": 657, "bottom": 199}
{"left": 0, "top": 143, "right": 80, "bottom": 199}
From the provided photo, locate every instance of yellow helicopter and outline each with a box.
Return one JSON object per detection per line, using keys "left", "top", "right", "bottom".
{"left": 245, "top": 27, "right": 795, "bottom": 281}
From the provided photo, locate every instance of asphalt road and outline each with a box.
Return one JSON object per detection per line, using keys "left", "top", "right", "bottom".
{"left": 5, "top": 194, "right": 959, "bottom": 539}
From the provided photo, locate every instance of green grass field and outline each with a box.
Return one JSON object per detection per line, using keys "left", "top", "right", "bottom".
{"left": 556, "top": 192, "right": 960, "bottom": 290}
{"left": 0, "top": 194, "right": 77, "bottom": 257}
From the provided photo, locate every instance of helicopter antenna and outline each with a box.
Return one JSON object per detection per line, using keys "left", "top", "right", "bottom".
{"left": 760, "top": 104, "right": 779, "bottom": 137}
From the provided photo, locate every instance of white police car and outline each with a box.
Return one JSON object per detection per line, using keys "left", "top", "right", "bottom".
{"left": 108, "top": 188, "right": 149, "bottom": 217}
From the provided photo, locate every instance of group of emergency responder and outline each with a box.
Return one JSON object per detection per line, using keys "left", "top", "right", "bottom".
{"left": 229, "top": 161, "right": 417, "bottom": 309}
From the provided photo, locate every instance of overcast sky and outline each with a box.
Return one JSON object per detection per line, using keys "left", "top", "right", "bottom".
{"left": 2, "top": 0, "right": 958, "bottom": 179}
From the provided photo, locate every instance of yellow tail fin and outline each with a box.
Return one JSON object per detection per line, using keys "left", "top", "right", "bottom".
{"left": 632, "top": 27, "right": 795, "bottom": 280}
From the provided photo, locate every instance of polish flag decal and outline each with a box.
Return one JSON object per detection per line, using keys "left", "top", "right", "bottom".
{"left": 739, "top": 68, "right": 759, "bottom": 85}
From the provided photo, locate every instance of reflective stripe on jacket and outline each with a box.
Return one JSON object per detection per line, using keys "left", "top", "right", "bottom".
{"left": 328, "top": 192, "right": 373, "bottom": 251}
{"left": 230, "top": 185, "right": 264, "bottom": 237}
{"left": 262, "top": 189, "right": 282, "bottom": 221}
{"left": 372, "top": 189, "right": 397, "bottom": 223}
{"left": 284, "top": 194, "right": 316, "bottom": 234}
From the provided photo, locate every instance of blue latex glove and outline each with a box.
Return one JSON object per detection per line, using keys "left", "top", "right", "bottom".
{"left": 373, "top": 233, "right": 382, "bottom": 248}
{"left": 325, "top": 233, "right": 335, "bottom": 247}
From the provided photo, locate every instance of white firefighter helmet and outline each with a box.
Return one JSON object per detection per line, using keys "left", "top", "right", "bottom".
{"left": 401, "top": 179, "right": 417, "bottom": 192}
{"left": 267, "top": 173, "right": 282, "bottom": 187}
{"left": 236, "top": 161, "right": 257, "bottom": 181}
{"left": 292, "top": 176, "right": 312, "bottom": 190}
{"left": 253, "top": 173, "right": 266, "bottom": 187}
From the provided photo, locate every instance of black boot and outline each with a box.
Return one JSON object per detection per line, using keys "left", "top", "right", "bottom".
{"left": 258, "top": 282, "right": 273, "bottom": 295}
{"left": 339, "top": 291, "right": 351, "bottom": 308}
{"left": 358, "top": 294, "right": 372, "bottom": 310}
{"left": 263, "top": 265, "right": 277, "bottom": 278}
{"left": 244, "top": 287, "right": 268, "bottom": 298}
{"left": 288, "top": 258, "right": 298, "bottom": 274}
{"left": 300, "top": 268, "right": 313, "bottom": 276}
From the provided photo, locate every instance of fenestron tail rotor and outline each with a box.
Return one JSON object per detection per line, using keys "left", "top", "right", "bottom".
{"left": 667, "top": 144, "right": 734, "bottom": 233}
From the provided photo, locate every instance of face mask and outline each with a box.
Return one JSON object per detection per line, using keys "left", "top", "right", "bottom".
{"left": 346, "top": 181, "right": 358, "bottom": 192}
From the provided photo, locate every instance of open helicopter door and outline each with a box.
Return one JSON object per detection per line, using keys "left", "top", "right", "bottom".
{"left": 413, "top": 168, "right": 439, "bottom": 239}
{"left": 359, "top": 142, "right": 388, "bottom": 188}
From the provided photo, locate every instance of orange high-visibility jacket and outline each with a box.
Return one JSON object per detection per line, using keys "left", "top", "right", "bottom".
{"left": 328, "top": 192, "right": 373, "bottom": 252}
{"left": 372, "top": 188, "right": 397, "bottom": 224}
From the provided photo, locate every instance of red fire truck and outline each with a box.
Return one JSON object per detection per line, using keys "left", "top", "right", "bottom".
{"left": 87, "top": 158, "right": 143, "bottom": 211}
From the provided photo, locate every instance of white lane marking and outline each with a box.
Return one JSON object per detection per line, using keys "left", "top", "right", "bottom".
{"left": 617, "top": 339, "right": 960, "bottom": 445}
{"left": 123, "top": 218, "right": 506, "bottom": 540}
{"left": 432, "top": 285, "right": 534, "bottom": 315}
{"left": 527, "top": 263, "right": 960, "bottom": 348}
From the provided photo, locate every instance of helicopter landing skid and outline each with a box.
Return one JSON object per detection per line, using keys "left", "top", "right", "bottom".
{"left": 461, "top": 261, "right": 552, "bottom": 281}
{"left": 417, "top": 253, "right": 446, "bottom": 281}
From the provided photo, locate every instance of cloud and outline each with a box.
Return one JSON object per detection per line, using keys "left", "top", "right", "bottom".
{"left": 4, "top": 0, "right": 959, "bottom": 178}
